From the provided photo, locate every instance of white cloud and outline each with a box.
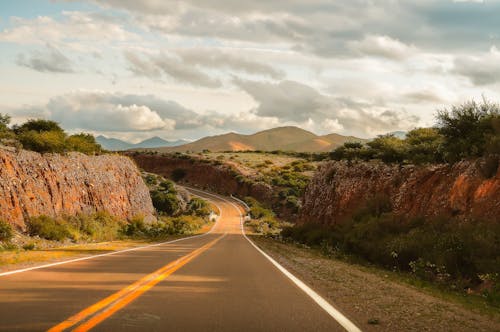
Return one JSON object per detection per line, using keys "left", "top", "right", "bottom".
{"left": 349, "top": 35, "right": 417, "bottom": 60}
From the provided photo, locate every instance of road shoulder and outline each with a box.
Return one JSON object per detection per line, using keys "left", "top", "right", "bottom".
{"left": 251, "top": 236, "right": 500, "bottom": 332}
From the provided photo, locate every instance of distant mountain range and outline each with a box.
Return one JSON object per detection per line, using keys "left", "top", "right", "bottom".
{"left": 139, "top": 126, "right": 368, "bottom": 153}
{"left": 96, "top": 135, "right": 189, "bottom": 151}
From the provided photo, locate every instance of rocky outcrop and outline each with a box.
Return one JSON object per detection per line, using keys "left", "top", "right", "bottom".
{"left": 301, "top": 159, "right": 500, "bottom": 225}
{"left": 0, "top": 147, "right": 155, "bottom": 229}
{"left": 130, "top": 153, "right": 274, "bottom": 202}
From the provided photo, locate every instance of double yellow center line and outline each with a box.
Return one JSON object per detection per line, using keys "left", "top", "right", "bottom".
{"left": 48, "top": 234, "right": 226, "bottom": 332}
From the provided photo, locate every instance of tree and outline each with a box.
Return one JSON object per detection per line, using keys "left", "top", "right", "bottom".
{"left": 437, "top": 99, "right": 500, "bottom": 162}
{"left": 367, "top": 134, "right": 406, "bottom": 163}
{"left": 405, "top": 128, "right": 444, "bottom": 164}
{"left": 14, "top": 119, "right": 64, "bottom": 134}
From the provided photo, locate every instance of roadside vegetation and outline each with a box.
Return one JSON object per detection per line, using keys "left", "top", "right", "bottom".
{"left": 243, "top": 197, "right": 289, "bottom": 235}
{"left": 330, "top": 99, "right": 499, "bottom": 165}
{"left": 280, "top": 194, "right": 500, "bottom": 308}
{"left": 142, "top": 172, "right": 214, "bottom": 238}
{"left": 0, "top": 115, "right": 102, "bottom": 154}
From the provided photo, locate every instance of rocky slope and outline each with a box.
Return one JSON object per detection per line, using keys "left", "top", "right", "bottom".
{"left": 0, "top": 147, "right": 154, "bottom": 229}
{"left": 130, "top": 153, "right": 274, "bottom": 202}
{"left": 301, "top": 159, "right": 500, "bottom": 224}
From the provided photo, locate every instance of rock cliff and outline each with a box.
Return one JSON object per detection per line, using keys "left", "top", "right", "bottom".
{"left": 0, "top": 147, "right": 155, "bottom": 229}
{"left": 301, "top": 159, "right": 499, "bottom": 225}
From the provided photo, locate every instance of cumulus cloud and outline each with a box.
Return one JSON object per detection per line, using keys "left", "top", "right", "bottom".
{"left": 453, "top": 47, "right": 500, "bottom": 85}
{"left": 10, "top": 92, "right": 197, "bottom": 132}
{"left": 46, "top": 93, "right": 173, "bottom": 132}
{"left": 16, "top": 44, "right": 73, "bottom": 73}
{"left": 235, "top": 79, "right": 420, "bottom": 137}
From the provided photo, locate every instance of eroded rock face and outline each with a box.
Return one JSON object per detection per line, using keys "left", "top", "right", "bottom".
{"left": 0, "top": 148, "right": 155, "bottom": 229}
{"left": 130, "top": 153, "right": 274, "bottom": 202}
{"left": 301, "top": 160, "right": 500, "bottom": 225}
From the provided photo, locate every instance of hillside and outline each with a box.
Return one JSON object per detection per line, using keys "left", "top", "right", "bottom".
{"left": 146, "top": 126, "right": 366, "bottom": 153}
{"left": 96, "top": 135, "right": 189, "bottom": 151}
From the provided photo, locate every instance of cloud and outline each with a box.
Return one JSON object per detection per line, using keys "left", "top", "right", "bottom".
{"left": 0, "top": 12, "right": 136, "bottom": 45}
{"left": 46, "top": 93, "right": 173, "bottom": 132}
{"left": 349, "top": 35, "right": 417, "bottom": 60}
{"left": 453, "top": 47, "right": 500, "bottom": 85}
{"left": 125, "top": 51, "right": 222, "bottom": 87}
{"left": 16, "top": 44, "right": 73, "bottom": 73}
{"left": 177, "top": 48, "right": 285, "bottom": 79}
{"left": 235, "top": 79, "right": 420, "bottom": 137}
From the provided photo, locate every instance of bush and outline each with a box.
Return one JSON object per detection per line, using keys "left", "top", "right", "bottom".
{"left": 282, "top": 210, "right": 500, "bottom": 302}
{"left": 437, "top": 99, "right": 500, "bottom": 162}
{"left": 405, "top": 128, "right": 444, "bottom": 164}
{"left": 65, "top": 133, "right": 101, "bottom": 154}
{"left": 69, "top": 211, "right": 122, "bottom": 241}
{"left": 18, "top": 130, "right": 67, "bottom": 153}
{"left": 187, "top": 197, "right": 211, "bottom": 217}
{"left": 121, "top": 216, "right": 148, "bottom": 237}
{"left": 367, "top": 134, "right": 406, "bottom": 163}
{"left": 26, "top": 215, "right": 73, "bottom": 241}
{"left": 151, "top": 190, "right": 180, "bottom": 215}
{"left": 0, "top": 220, "right": 13, "bottom": 242}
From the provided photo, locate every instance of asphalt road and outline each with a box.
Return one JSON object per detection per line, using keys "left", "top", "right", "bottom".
{"left": 0, "top": 189, "right": 360, "bottom": 332}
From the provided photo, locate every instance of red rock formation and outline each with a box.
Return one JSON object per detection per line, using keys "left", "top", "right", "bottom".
{"left": 0, "top": 148, "right": 155, "bottom": 229}
{"left": 301, "top": 159, "right": 500, "bottom": 225}
{"left": 130, "top": 153, "right": 274, "bottom": 202}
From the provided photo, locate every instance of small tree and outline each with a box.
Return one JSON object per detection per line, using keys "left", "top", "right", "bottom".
{"left": 14, "top": 119, "right": 64, "bottom": 134}
{"left": 367, "top": 134, "right": 406, "bottom": 163}
{"left": 437, "top": 99, "right": 500, "bottom": 162}
{"left": 405, "top": 128, "right": 444, "bottom": 164}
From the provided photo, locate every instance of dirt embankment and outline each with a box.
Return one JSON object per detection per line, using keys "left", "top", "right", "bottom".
{"left": 130, "top": 153, "right": 274, "bottom": 203}
{"left": 301, "top": 159, "right": 500, "bottom": 225}
{"left": 0, "top": 147, "right": 155, "bottom": 229}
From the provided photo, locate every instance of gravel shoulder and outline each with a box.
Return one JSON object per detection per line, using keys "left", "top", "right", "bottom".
{"left": 252, "top": 236, "right": 500, "bottom": 332}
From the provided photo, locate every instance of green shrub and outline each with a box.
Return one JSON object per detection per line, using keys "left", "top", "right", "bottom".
{"left": 69, "top": 211, "right": 122, "bottom": 241}
{"left": 187, "top": 197, "right": 211, "bottom": 217}
{"left": 26, "top": 215, "right": 73, "bottom": 241}
{"left": 367, "top": 134, "right": 406, "bottom": 163}
{"left": 405, "top": 128, "right": 444, "bottom": 164}
{"left": 151, "top": 190, "right": 180, "bottom": 215}
{"left": 65, "top": 133, "right": 101, "bottom": 154}
{"left": 18, "top": 130, "right": 67, "bottom": 153}
{"left": 121, "top": 216, "right": 148, "bottom": 237}
{"left": 0, "top": 220, "right": 13, "bottom": 242}
{"left": 437, "top": 99, "right": 500, "bottom": 162}
{"left": 282, "top": 212, "right": 500, "bottom": 302}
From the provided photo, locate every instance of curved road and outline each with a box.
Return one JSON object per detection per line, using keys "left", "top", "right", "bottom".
{"left": 0, "top": 189, "right": 361, "bottom": 332}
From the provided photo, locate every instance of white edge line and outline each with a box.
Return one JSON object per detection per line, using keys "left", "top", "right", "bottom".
{"left": 184, "top": 187, "right": 362, "bottom": 332}
{"left": 0, "top": 200, "right": 221, "bottom": 277}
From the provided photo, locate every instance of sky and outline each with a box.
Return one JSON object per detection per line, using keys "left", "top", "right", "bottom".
{"left": 1, "top": 0, "right": 499, "bottom": 142}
